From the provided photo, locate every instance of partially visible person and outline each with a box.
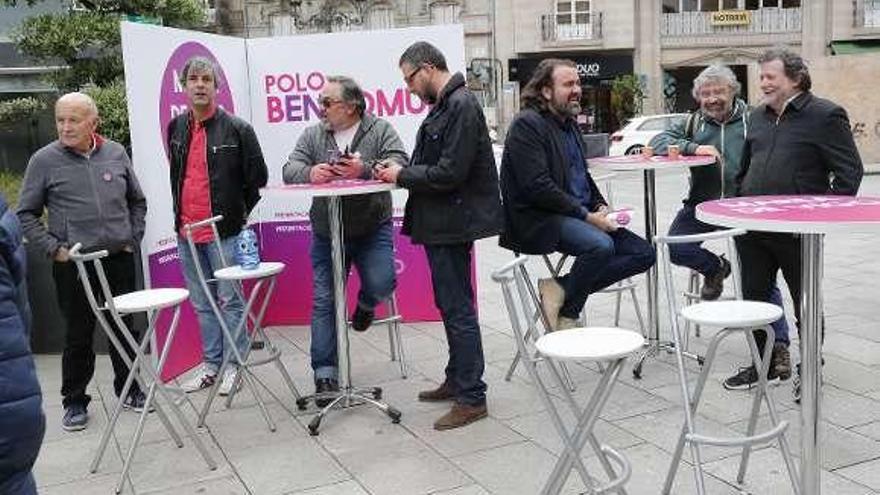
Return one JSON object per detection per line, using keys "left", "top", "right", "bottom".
{"left": 377, "top": 41, "right": 503, "bottom": 430}
{"left": 18, "top": 92, "right": 147, "bottom": 432}
{"left": 728, "top": 48, "right": 863, "bottom": 398}
{"left": 283, "top": 75, "right": 408, "bottom": 406}
{"left": 499, "top": 58, "right": 655, "bottom": 331}
{"left": 649, "top": 64, "right": 793, "bottom": 388}
{"left": 0, "top": 192, "right": 44, "bottom": 495}
{"left": 167, "top": 56, "right": 268, "bottom": 397}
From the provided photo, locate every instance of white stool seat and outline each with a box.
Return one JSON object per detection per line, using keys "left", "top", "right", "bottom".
{"left": 214, "top": 261, "right": 284, "bottom": 280}
{"left": 536, "top": 327, "right": 645, "bottom": 362}
{"left": 112, "top": 288, "right": 189, "bottom": 313}
{"left": 680, "top": 301, "right": 783, "bottom": 328}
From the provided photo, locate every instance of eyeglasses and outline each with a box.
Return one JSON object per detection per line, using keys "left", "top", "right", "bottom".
{"left": 403, "top": 65, "right": 424, "bottom": 85}
{"left": 319, "top": 97, "right": 343, "bottom": 108}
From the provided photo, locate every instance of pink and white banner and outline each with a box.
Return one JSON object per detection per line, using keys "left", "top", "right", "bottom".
{"left": 121, "top": 22, "right": 467, "bottom": 379}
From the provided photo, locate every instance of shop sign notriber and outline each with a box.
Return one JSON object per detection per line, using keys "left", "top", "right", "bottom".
{"left": 710, "top": 10, "right": 751, "bottom": 26}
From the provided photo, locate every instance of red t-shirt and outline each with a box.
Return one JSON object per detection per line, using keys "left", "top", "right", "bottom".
{"left": 179, "top": 107, "right": 216, "bottom": 243}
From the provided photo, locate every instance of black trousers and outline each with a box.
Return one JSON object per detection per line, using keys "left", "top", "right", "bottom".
{"left": 735, "top": 231, "right": 824, "bottom": 353}
{"left": 54, "top": 251, "right": 141, "bottom": 408}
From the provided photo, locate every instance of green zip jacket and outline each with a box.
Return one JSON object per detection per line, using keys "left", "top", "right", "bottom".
{"left": 649, "top": 99, "right": 749, "bottom": 205}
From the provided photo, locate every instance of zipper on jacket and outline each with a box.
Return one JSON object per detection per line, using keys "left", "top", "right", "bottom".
{"left": 85, "top": 154, "right": 106, "bottom": 247}
{"left": 211, "top": 144, "right": 238, "bottom": 154}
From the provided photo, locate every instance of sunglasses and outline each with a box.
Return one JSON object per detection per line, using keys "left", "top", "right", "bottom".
{"left": 319, "top": 97, "right": 343, "bottom": 108}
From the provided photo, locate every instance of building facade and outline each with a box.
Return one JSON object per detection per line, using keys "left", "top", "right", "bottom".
{"left": 502, "top": 0, "right": 880, "bottom": 142}
{"left": 210, "top": 0, "right": 880, "bottom": 159}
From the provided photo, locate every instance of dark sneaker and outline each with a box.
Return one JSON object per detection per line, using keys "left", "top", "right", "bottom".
{"left": 771, "top": 343, "right": 792, "bottom": 381}
{"left": 351, "top": 305, "right": 375, "bottom": 332}
{"left": 722, "top": 363, "right": 785, "bottom": 391}
{"left": 418, "top": 382, "right": 455, "bottom": 402}
{"left": 314, "top": 378, "right": 339, "bottom": 408}
{"left": 701, "top": 255, "right": 731, "bottom": 301}
{"left": 62, "top": 403, "right": 89, "bottom": 431}
{"left": 793, "top": 361, "right": 824, "bottom": 404}
{"left": 122, "top": 389, "right": 154, "bottom": 413}
{"left": 433, "top": 402, "right": 488, "bottom": 430}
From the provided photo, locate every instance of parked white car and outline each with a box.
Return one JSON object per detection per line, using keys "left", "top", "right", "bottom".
{"left": 608, "top": 113, "right": 688, "bottom": 156}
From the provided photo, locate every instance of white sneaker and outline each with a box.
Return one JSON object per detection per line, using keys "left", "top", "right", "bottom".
{"left": 218, "top": 367, "right": 240, "bottom": 396}
{"left": 180, "top": 366, "right": 217, "bottom": 393}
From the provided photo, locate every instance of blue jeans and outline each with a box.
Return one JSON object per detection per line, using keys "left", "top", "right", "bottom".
{"left": 424, "top": 243, "right": 486, "bottom": 406}
{"left": 310, "top": 221, "right": 396, "bottom": 382}
{"left": 177, "top": 236, "right": 247, "bottom": 373}
{"left": 555, "top": 217, "right": 656, "bottom": 319}
{"left": 669, "top": 205, "right": 790, "bottom": 345}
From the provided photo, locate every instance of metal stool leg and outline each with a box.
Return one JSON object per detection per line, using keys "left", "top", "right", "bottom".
{"left": 739, "top": 327, "right": 801, "bottom": 493}
{"left": 71, "top": 247, "right": 217, "bottom": 494}
{"left": 386, "top": 295, "right": 408, "bottom": 379}
{"left": 541, "top": 358, "right": 630, "bottom": 495}
{"left": 499, "top": 271, "right": 625, "bottom": 495}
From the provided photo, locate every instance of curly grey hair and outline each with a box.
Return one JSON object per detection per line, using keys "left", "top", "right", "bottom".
{"left": 691, "top": 64, "right": 742, "bottom": 100}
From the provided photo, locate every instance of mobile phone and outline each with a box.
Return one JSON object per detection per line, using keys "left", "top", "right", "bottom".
{"left": 327, "top": 149, "right": 342, "bottom": 166}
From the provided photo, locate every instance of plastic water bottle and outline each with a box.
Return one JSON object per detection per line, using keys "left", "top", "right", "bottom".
{"left": 236, "top": 227, "right": 260, "bottom": 270}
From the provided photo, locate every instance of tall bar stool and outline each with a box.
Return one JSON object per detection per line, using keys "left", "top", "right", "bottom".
{"left": 677, "top": 228, "right": 745, "bottom": 341}
{"left": 493, "top": 256, "right": 640, "bottom": 495}
{"left": 501, "top": 255, "right": 577, "bottom": 391}
{"left": 68, "top": 244, "right": 217, "bottom": 494}
{"left": 183, "top": 216, "right": 303, "bottom": 432}
{"left": 656, "top": 235, "right": 800, "bottom": 495}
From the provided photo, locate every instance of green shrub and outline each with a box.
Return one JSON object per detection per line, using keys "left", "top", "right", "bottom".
{"left": 0, "top": 170, "right": 25, "bottom": 209}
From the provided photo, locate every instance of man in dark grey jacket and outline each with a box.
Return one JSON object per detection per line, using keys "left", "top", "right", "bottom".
{"left": 729, "top": 48, "right": 862, "bottom": 398}
{"left": 18, "top": 92, "right": 148, "bottom": 432}
{"left": 377, "top": 42, "right": 503, "bottom": 431}
{"left": 283, "top": 75, "right": 408, "bottom": 405}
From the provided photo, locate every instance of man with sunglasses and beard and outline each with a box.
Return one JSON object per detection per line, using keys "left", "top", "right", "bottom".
{"left": 376, "top": 42, "right": 502, "bottom": 431}
{"left": 498, "top": 58, "right": 655, "bottom": 332}
{"left": 284, "top": 75, "right": 408, "bottom": 406}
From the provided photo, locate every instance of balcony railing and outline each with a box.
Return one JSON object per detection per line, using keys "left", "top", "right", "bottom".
{"left": 661, "top": 7, "right": 801, "bottom": 37}
{"left": 540, "top": 12, "right": 603, "bottom": 43}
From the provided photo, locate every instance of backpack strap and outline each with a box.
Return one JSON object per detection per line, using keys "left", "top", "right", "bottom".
{"left": 684, "top": 111, "right": 699, "bottom": 140}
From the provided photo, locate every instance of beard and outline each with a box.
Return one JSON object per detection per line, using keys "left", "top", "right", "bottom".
{"left": 702, "top": 102, "right": 732, "bottom": 121}
{"left": 551, "top": 99, "right": 581, "bottom": 117}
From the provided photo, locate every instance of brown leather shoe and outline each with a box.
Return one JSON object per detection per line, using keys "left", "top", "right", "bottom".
{"left": 433, "top": 403, "right": 488, "bottom": 431}
{"left": 418, "top": 382, "right": 454, "bottom": 402}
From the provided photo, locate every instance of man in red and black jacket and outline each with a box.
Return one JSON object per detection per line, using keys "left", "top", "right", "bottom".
{"left": 166, "top": 56, "right": 268, "bottom": 396}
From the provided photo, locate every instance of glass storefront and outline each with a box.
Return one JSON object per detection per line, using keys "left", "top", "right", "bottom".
{"left": 508, "top": 51, "right": 633, "bottom": 134}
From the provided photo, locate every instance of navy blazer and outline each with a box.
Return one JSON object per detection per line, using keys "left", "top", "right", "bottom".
{"left": 499, "top": 108, "right": 606, "bottom": 254}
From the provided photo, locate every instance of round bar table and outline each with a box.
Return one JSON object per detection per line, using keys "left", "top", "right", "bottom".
{"left": 589, "top": 154, "right": 716, "bottom": 378}
{"left": 697, "top": 194, "right": 880, "bottom": 495}
{"left": 261, "top": 179, "right": 403, "bottom": 434}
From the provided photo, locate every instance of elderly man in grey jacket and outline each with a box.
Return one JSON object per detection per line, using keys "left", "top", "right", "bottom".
{"left": 18, "top": 92, "right": 148, "bottom": 432}
{"left": 283, "top": 75, "right": 408, "bottom": 405}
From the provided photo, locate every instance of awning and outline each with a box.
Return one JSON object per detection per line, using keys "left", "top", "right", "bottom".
{"left": 830, "top": 40, "right": 880, "bottom": 55}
